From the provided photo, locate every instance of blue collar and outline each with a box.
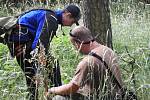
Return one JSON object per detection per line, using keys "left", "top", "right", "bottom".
{"left": 54, "top": 9, "right": 63, "bottom": 25}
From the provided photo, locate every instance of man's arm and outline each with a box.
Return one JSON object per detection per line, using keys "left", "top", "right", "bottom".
{"left": 48, "top": 82, "right": 79, "bottom": 95}
{"left": 39, "top": 12, "right": 58, "bottom": 54}
{"left": 47, "top": 58, "right": 89, "bottom": 95}
{"left": 36, "top": 11, "right": 58, "bottom": 66}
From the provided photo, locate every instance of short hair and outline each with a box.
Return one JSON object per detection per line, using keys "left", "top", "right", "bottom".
{"left": 64, "top": 4, "right": 81, "bottom": 25}
{"left": 70, "top": 26, "right": 94, "bottom": 44}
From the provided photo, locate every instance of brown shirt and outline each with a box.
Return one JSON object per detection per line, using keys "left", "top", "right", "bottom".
{"left": 71, "top": 45, "right": 123, "bottom": 98}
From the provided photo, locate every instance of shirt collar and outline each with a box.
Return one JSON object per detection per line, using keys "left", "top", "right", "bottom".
{"left": 54, "top": 9, "right": 63, "bottom": 25}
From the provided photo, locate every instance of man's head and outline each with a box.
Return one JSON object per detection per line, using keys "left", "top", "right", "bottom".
{"left": 70, "top": 26, "right": 95, "bottom": 54}
{"left": 62, "top": 5, "right": 81, "bottom": 26}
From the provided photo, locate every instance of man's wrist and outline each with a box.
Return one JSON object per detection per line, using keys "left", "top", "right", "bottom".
{"left": 48, "top": 88, "right": 55, "bottom": 94}
{"left": 48, "top": 88, "right": 52, "bottom": 94}
{"left": 48, "top": 88, "right": 57, "bottom": 97}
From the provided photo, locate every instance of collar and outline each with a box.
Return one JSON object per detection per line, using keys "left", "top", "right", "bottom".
{"left": 54, "top": 9, "right": 63, "bottom": 25}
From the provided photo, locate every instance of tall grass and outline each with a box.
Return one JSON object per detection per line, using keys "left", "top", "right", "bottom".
{"left": 111, "top": 2, "right": 149, "bottom": 99}
{"left": 0, "top": 1, "right": 149, "bottom": 100}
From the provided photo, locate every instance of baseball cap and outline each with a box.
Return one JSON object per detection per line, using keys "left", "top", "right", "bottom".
{"left": 65, "top": 4, "right": 81, "bottom": 25}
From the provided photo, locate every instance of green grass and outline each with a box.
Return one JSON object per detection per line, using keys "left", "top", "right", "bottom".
{"left": 51, "top": 27, "right": 83, "bottom": 83}
{"left": 111, "top": 3, "right": 150, "bottom": 99}
{"left": 0, "top": 2, "right": 149, "bottom": 100}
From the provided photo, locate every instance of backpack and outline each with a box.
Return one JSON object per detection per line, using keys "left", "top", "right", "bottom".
{"left": 0, "top": 16, "right": 18, "bottom": 35}
{"left": 0, "top": 8, "right": 55, "bottom": 44}
{"left": 0, "top": 8, "right": 55, "bottom": 36}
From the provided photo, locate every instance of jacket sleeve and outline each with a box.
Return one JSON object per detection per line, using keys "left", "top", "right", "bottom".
{"left": 39, "top": 12, "right": 58, "bottom": 54}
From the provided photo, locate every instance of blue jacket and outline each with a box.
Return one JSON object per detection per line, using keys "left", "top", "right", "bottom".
{"left": 9, "top": 9, "right": 63, "bottom": 52}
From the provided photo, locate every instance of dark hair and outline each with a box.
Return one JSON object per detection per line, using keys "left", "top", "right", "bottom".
{"left": 65, "top": 4, "right": 81, "bottom": 25}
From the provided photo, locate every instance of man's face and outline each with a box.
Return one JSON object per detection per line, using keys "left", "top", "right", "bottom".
{"left": 62, "top": 12, "right": 76, "bottom": 26}
{"left": 70, "top": 37, "right": 88, "bottom": 55}
{"left": 70, "top": 37, "right": 79, "bottom": 49}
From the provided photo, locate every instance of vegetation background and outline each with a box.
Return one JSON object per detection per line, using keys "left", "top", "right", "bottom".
{"left": 0, "top": 0, "right": 149, "bottom": 100}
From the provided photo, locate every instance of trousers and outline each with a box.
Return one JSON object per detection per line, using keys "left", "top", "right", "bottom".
{"left": 4, "top": 27, "right": 62, "bottom": 100}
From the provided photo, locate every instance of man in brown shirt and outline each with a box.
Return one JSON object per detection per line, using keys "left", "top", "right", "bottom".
{"left": 47, "top": 26, "right": 124, "bottom": 100}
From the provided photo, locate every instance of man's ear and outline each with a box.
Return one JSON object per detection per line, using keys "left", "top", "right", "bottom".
{"left": 67, "top": 12, "right": 72, "bottom": 17}
{"left": 65, "top": 10, "right": 72, "bottom": 16}
{"left": 73, "top": 40, "right": 80, "bottom": 49}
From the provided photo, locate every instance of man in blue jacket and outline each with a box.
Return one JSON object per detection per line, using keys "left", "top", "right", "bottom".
{"left": 4, "top": 4, "right": 81, "bottom": 100}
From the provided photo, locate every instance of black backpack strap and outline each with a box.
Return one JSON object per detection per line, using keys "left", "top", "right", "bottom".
{"left": 89, "top": 52, "right": 138, "bottom": 99}
{"left": 17, "top": 8, "right": 55, "bottom": 18}
{"left": 89, "top": 52, "right": 122, "bottom": 89}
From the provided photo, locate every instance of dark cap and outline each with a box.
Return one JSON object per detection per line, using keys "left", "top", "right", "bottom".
{"left": 65, "top": 4, "right": 81, "bottom": 25}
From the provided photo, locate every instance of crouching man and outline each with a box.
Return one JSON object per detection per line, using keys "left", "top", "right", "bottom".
{"left": 46, "top": 26, "right": 124, "bottom": 100}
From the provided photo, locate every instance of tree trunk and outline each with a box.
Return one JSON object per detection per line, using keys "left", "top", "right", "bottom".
{"left": 82, "top": 0, "right": 113, "bottom": 49}
{"left": 69, "top": 0, "right": 73, "bottom": 3}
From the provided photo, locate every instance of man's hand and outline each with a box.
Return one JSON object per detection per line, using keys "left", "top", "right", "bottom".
{"left": 44, "top": 90, "right": 55, "bottom": 100}
{"left": 30, "top": 44, "right": 47, "bottom": 66}
{"left": 46, "top": 83, "right": 79, "bottom": 95}
{"left": 30, "top": 48, "right": 39, "bottom": 57}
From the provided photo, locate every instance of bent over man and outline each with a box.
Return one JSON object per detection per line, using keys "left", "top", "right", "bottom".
{"left": 47, "top": 26, "right": 124, "bottom": 100}
{"left": 2, "top": 4, "right": 81, "bottom": 100}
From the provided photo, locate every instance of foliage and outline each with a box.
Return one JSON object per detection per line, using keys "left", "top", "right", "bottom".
{"left": 111, "top": 3, "right": 150, "bottom": 99}
{"left": 51, "top": 27, "right": 83, "bottom": 83}
{"left": 0, "top": 44, "right": 27, "bottom": 99}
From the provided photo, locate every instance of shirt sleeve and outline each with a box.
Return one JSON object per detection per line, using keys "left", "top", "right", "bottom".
{"left": 31, "top": 14, "right": 45, "bottom": 50}
{"left": 32, "top": 11, "right": 58, "bottom": 54}
{"left": 39, "top": 12, "right": 58, "bottom": 54}
{"left": 71, "top": 58, "right": 89, "bottom": 87}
